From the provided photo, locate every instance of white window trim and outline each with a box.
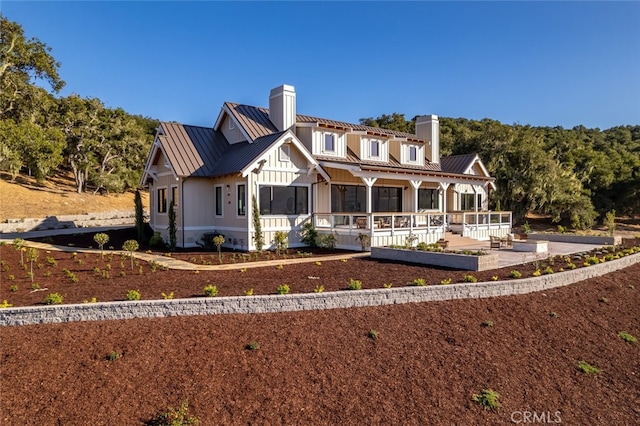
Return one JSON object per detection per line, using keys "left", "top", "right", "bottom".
{"left": 236, "top": 183, "right": 247, "bottom": 217}
{"left": 323, "top": 132, "right": 336, "bottom": 153}
{"left": 258, "top": 183, "right": 312, "bottom": 217}
{"left": 214, "top": 185, "right": 224, "bottom": 217}
{"left": 157, "top": 186, "right": 168, "bottom": 215}
{"left": 279, "top": 145, "right": 291, "bottom": 162}
{"left": 228, "top": 118, "right": 235, "bottom": 130}
{"left": 170, "top": 185, "right": 178, "bottom": 207}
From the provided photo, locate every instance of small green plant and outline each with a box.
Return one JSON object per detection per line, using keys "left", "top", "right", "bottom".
{"left": 9, "top": 284, "right": 18, "bottom": 292}
{"left": 557, "top": 224, "right": 567, "bottom": 234}
{"left": 31, "top": 282, "right": 41, "bottom": 290}
{"left": 549, "top": 312, "right": 559, "bottom": 318}
{"left": 126, "top": 289, "right": 141, "bottom": 301}
{"left": 315, "top": 261, "right": 322, "bottom": 266}
{"left": 83, "top": 297, "right": 97, "bottom": 303}
{"left": 522, "top": 221, "right": 531, "bottom": 235}
{"left": 412, "top": 278, "right": 426, "bottom": 286}
{"left": 383, "top": 283, "right": 393, "bottom": 289}
{"left": 367, "top": 330, "right": 379, "bottom": 340}
{"left": 463, "top": 274, "right": 478, "bottom": 283}
{"left": 148, "top": 400, "right": 200, "bottom": 426}
{"left": 566, "top": 262, "right": 577, "bottom": 270}
{"left": 44, "top": 292, "right": 63, "bottom": 305}
{"left": 318, "top": 233, "right": 337, "bottom": 250}
{"left": 122, "top": 240, "right": 139, "bottom": 270}
{"left": 93, "top": 233, "right": 110, "bottom": 256}
{"left": 472, "top": 389, "right": 501, "bottom": 411}
{"left": 532, "top": 269, "right": 541, "bottom": 277}
{"left": 107, "top": 351, "right": 121, "bottom": 361}
{"left": 577, "top": 360, "right": 601, "bottom": 374}
{"left": 0, "top": 300, "right": 13, "bottom": 308}
{"left": 440, "top": 278, "right": 452, "bottom": 285}
{"left": 212, "top": 234, "right": 225, "bottom": 261}
{"left": 161, "top": 292, "right": 174, "bottom": 300}
{"left": 542, "top": 266, "right": 554, "bottom": 275}
{"left": 272, "top": 231, "right": 288, "bottom": 255}
{"left": 618, "top": 331, "right": 637, "bottom": 344}
{"left": 604, "top": 209, "right": 616, "bottom": 236}
{"left": 356, "top": 232, "right": 371, "bottom": 251}
{"left": 244, "top": 288, "right": 254, "bottom": 296}
{"left": 276, "top": 284, "right": 290, "bottom": 295}
{"left": 300, "top": 222, "right": 318, "bottom": 247}
{"left": 26, "top": 247, "right": 39, "bottom": 282}
{"left": 599, "top": 297, "right": 609, "bottom": 304}
{"left": 12, "top": 238, "right": 25, "bottom": 265}
{"left": 481, "top": 320, "right": 494, "bottom": 327}
{"left": 313, "top": 285, "right": 324, "bottom": 293}
{"left": 45, "top": 256, "right": 57, "bottom": 267}
{"left": 347, "top": 278, "right": 362, "bottom": 290}
{"left": 246, "top": 342, "right": 260, "bottom": 351}
{"left": 203, "top": 285, "right": 219, "bottom": 297}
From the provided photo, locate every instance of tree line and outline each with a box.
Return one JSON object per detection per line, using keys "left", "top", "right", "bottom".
{"left": 361, "top": 113, "right": 640, "bottom": 227}
{"left": 0, "top": 15, "right": 157, "bottom": 193}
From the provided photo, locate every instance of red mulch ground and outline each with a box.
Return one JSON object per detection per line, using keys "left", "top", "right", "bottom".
{"left": 0, "top": 231, "right": 639, "bottom": 424}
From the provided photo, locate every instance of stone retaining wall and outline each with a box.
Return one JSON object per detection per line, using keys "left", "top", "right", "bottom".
{"left": 371, "top": 247, "right": 499, "bottom": 271}
{"left": 527, "top": 233, "right": 622, "bottom": 246}
{"left": 1, "top": 252, "right": 638, "bottom": 327}
{"left": 0, "top": 211, "right": 142, "bottom": 233}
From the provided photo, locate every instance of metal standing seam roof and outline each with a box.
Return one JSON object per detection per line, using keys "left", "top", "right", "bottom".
{"left": 158, "top": 122, "right": 228, "bottom": 177}
{"left": 440, "top": 153, "right": 479, "bottom": 175}
{"left": 209, "top": 131, "right": 286, "bottom": 177}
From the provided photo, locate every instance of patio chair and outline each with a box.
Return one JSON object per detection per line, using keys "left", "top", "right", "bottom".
{"left": 356, "top": 217, "right": 368, "bottom": 229}
{"left": 490, "top": 235, "right": 502, "bottom": 249}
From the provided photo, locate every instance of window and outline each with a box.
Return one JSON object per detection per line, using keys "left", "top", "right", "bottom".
{"left": 279, "top": 145, "right": 290, "bottom": 162}
{"left": 418, "top": 188, "right": 439, "bottom": 210}
{"left": 371, "top": 140, "right": 380, "bottom": 157}
{"left": 171, "top": 186, "right": 178, "bottom": 207}
{"left": 259, "top": 186, "right": 309, "bottom": 215}
{"left": 215, "top": 186, "right": 223, "bottom": 216}
{"left": 237, "top": 184, "right": 246, "bottom": 216}
{"left": 461, "top": 193, "right": 481, "bottom": 211}
{"left": 157, "top": 188, "right": 167, "bottom": 213}
{"left": 324, "top": 133, "right": 335, "bottom": 152}
{"left": 409, "top": 145, "right": 417, "bottom": 162}
{"left": 330, "top": 185, "right": 401, "bottom": 213}
{"left": 372, "top": 187, "right": 402, "bottom": 212}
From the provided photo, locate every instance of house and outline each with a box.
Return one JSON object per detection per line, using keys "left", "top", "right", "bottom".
{"left": 140, "top": 84, "right": 511, "bottom": 250}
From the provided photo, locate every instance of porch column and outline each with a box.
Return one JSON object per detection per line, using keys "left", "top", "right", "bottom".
{"left": 409, "top": 180, "right": 422, "bottom": 212}
{"left": 439, "top": 182, "right": 450, "bottom": 228}
{"left": 361, "top": 177, "right": 377, "bottom": 231}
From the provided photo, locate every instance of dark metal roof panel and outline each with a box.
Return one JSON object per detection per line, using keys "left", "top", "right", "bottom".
{"left": 440, "top": 153, "right": 478, "bottom": 175}
{"left": 225, "top": 102, "right": 278, "bottom": 140}
{"left": 210, "top": 131, "right": 285, "bottom": 177}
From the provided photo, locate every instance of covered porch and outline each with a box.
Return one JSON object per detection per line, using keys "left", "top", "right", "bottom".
{"left": 312, "top": 210, "right": 512, "bottom": 251}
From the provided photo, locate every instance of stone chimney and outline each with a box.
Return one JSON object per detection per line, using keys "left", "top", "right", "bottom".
{"left": 269, "top": 84, "right": 296, "bottom": 131}
{"left": 415, "top": 114, "right": 439, "bottom": 163}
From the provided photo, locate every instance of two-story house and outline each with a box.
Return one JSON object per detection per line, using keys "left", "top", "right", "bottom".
{"left": 140, "top": 84, "right": 511, "bottom": 250}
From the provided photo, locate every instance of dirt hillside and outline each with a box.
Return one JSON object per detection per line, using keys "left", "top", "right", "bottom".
{"left": 0, "top": 172, "right": 148, "bottom": 222}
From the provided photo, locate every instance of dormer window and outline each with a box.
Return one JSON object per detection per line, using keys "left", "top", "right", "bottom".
{"left": 324, "top": 133, "right": 335, "bottom": 152}
{"left": 371, "top": 140, "right": 380, "bottom": 157}
{"left": 228, "top": 118, "right": 235, "bottom": 130}
{"left": 409, "top": 146, "right": 417, "bottom": 162}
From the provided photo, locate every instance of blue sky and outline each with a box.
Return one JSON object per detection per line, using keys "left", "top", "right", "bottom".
{"left": 3, "top": 1, "right": 639, "bottom": 129}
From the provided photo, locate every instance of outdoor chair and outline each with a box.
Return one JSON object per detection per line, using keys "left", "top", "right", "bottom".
{"left": 490, "top": 235, "right": 502, "bottom": 249}
{"left": 356, "top": 217, "right": 368, "bottom": 229}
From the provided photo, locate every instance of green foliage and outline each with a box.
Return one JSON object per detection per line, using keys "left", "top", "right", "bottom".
{"left": 463, "top": 274, "right": 478, "bottom": 283}
{"left": 149, "top": 232, "right": 164, "bottom": 248}
{"left": 300, "top": 221, "right": 318, "bottom": 247}
{"left": 107, "top": 351, "right": 121, "bottom": 361}
{"left": 313, "top": 285, "right": 324, "bottom": 293}
{"left": 246, "top": 342, "right": 260, "bottom": 351}
{"left": 212, "top": 235, "right": 225, "bottom": 261}
{"left": 161, "top": 292, "right": 174, "bottom": 300}
{"left": 356, "top": 233, "right": 371, "bottom": 251}
{"left": 93, "top": 233, "right": 109, "bottom": 255}
{"left": 318, "top": 233, "right": 337, "bottom": 250}
{"left": 604, "top": 210, "right": 616, "bottom": 236}
{"left": 481, "top": 320, "right": 494, "bottom": 328}
{"left": 203, "top": 285, "right": 218, "bottom": 297}
{"left": 0, "top": 300, "right": 13, "bottom": 308}
{"left": 618, "top": 331, "right": 637, "bottom": 344}
{"left": 472, "top": 389, "right": 501, "bottom": 411}
{"left": 147, "top": 400, "right": 200, "bottom": 426}
{"left": 509, "top": 270, "right": 522, "bottom": 278}
{"left": 26, "top": 247, "right": 39, "bottom": 282}
{"left": 367, "top": 330, "right": 379, "bottom": 340}
{"left": 122, "top": 240, "right": 139, "bottom": 270}
{"left": 412, "top": 278, "right": 426, "bottom": 286}
{"left": 251, "top": 195, "right": 264, "bottom": 252}
{"left": 276, "top": 284, "right": 290, "bottom": 295}
{"left": 44, "top": 292, "right": 63, "bottom": 305}
{"left": 168, "top": 201, "right": 177, "bottom": 251}
{"left": 126, "top": 289, "right": 141, "bottom": 301}
{"left": 440, "top": 278, "right": 452, "bottom": 285}
{"left": 577, "top": 360, "right": 601, "bottom": 375}
{"left": 272, "top": 231, "right": 288, "bottom": 255}
{"left": 347, "top": 278, "right": 362, "bottom": 290}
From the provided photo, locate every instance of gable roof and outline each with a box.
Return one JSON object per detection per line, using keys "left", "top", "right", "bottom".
{"left": 210, "top": 131, "right": 285, "bottom": 177}
{"left": 440, "top": 153, "right": 479, "bottom": 175}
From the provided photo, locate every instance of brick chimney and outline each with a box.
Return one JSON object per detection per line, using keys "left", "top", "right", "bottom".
{"left": 269, "top": 84, "right": 296, "bottom": 131}
{"left": 415, "top": 115, "right": 439, "bottom": 163}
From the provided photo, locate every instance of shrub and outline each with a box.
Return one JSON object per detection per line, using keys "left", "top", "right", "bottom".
{"left": 126, "top": 289, "right": 141, "bottom": 301}
{"left": 212, "top": 235, "right": 225, "bottom": 261}
{"left": 383, "top": 283, "right": 393, "bottom": 288}
{"left": 604, "top": 210, "right": 616, "bottom": 236}
{"left": 93, "top": 233, "right": 110, "bottom": 256}
{"left": 161, "top": 292, "right": 174, "bottom": 300}
{"left": 472, "top": 389, "right": 501, "bottom": 411}
{"left": 532, "top": 269, "right": 541, "bottom": 277}
{"left": 412, "top": 278, "right": 426, "bottom": 286}
{"left": 313, "top": 285, "right": 324, "bottom": 293}
{"left": 618, "top": 331, "right": 637, "bottom": 344}
{"left": 147, "top": 400, "right": 200, "bottom": 426}
{"left": 122, "top": 240, "right": 139, "bottom": 270}
{"left": 347, "top": 278, "right": 362, "bottom": 290}
{"left": 251, "top": 195, "right": 264, "bottom": 252}
{"left": 45, "top": 256, "right": 57, "bottom": 267}
{"left": 0, "top": 300, "right": 13, "bottom": 308}
{"left": 9, "top": 284, "right": 18, "bottom": 292}
{"left": 83, "top": 297, "right": 97, "bottom": 303}
{"left": 491, "top": 275, "right": 499, "bottom": 281}
{"left": 577, "top": 360, "right": 601, "bottom": 374}
{"left": 542, "top": 266, "right": 554, "bottom": 275}
{"left": 276, "top": 284, "right": 290, "bottom": 295}
{"left": 356, "top": 233, "right": 370, "bottom": 252}
{"left": 107, "top": 351, "right": 121, "bottom": 361}
{"left": 300, "top": 222, "right": 318, "bottom": 247}
{"left": 566, "top": 262, "right": 577, "bottom": 270}
{"left": 44, "top": 293, "right": 64, "bottom": 305}
{"left": 149, "top": 232, "right": 165, "bottom": 248}
{"left": 440, "top": 278, "right": 452, "bottom": 285}
{"left": 244, "top": 288, "right": 254, "bottom": 296}
{"left": 168, "top": 201, "right": 177, "bottom": 251}
{"left": 203, "top": 285, "right": 218, "bottom": 297}
{"left": 463, "top": 274, "right": 478, "bottom": 283}
{"left": 367, "top": 330, "right": 379, "bottom": 340}
{"left": 318, "top": 233, "right": 337, "bottom": 250}
{"left": 246, "top": 342, "right": 260, "bottom": 351}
